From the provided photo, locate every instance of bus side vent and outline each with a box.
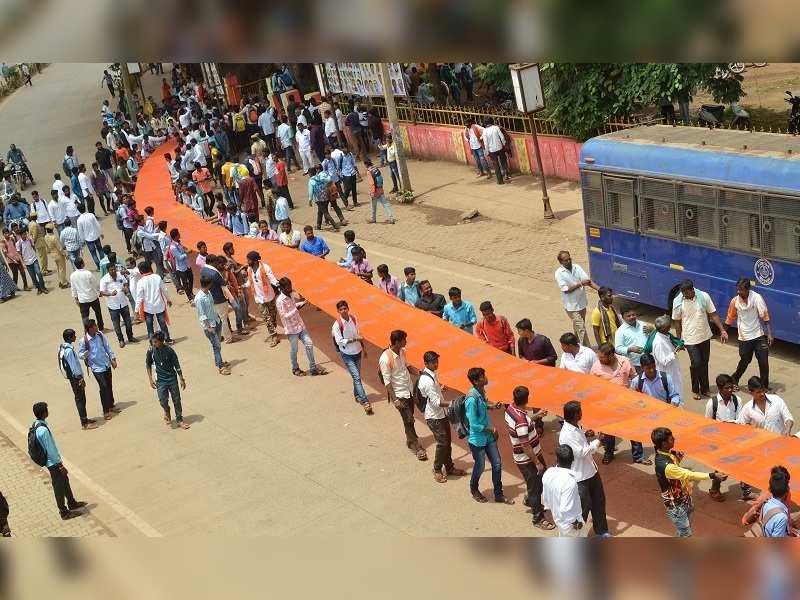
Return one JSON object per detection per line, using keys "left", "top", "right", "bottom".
{"left": 580, "top": 170, "right": 605, "bottom": 226}
{"left": 719, "top": 189, "right": 760, "bottom": 253}
{"left": 640, "top": 177, "right": 677, "bottom": 238}
{"left": 677, "top": 183, "right": 718, "bottom": 247}
{"left": 602, "top": 176, "right": 636, "bottom": 232}
{"left": 762, "top": 194, "right": 800, "bottom": 261}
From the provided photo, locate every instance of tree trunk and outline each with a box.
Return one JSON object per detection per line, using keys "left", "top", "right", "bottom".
{"left": 426, "top": 63, "right": 445, "bottom": 104}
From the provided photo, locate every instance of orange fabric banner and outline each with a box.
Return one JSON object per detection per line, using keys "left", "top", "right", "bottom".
{"left": 137, "top": 142, "right": 800, "bottom": 490}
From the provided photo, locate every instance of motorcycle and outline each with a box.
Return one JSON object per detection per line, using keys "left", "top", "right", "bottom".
{"left": 11, "top": 163, "right": 27, "bottom": 190}
{"left": 696, "top": 102, "right": 751, "bottom": 129}
{"left": 786, "top": 91, "right": 800, "bottom": 134}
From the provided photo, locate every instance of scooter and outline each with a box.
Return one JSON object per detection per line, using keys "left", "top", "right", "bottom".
{"left": 697, "top": 103, "right": 751, "bottom": 129}
{"left": 730, "top": 102, "right": 751, "bottom": 129}
{"left": 786, "top": 91, "right": 800, "bottom": 134}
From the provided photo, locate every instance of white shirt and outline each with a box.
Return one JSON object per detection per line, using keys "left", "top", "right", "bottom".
{"left": 418, "top": 368, "right": 446, "bottom": 420}
{"left": 379, "top": 348, "right": 412, "bottom": 398}
{"left": 78, "top": 172, "right": 94, "bottom": 196}
{"left": 728, "top": 291, "right": 769, "bottom": 341}
{"left": 558, "top": 421, "right": 601, "bottom": 482}
{"left": 542, "top": 467, "right": 585, "bottom": 536}
{"left": 481, "top": 125, "right": 506, "bottom": 153}
{"left": 126, "top": 267, "right": 140, "bottom": 299}
{"left": 464, "top": 125, "right": 484, "bottom": 150}
{"left": 48, "top": 199, "right": 66, "bottom": 224}
{"left": 277, "top": 123, "right": 292, "bottom": 149}
{"left": 704, "top": 393, "right": 742, "bottom": 423}
{"left": 106, "top": 130, "right": 118, "bottom": 150}
{"left": 651, "top": 331, "right": 683, "bottom": 398}
{"left": 100, "top": 272, "right": 129, "bottom": 310}
{"left": 33, "top": 199, "right": 51, "bottom": 223}
{"left": 70, "top": 269, "right": 100, "bottom": 302}
{"left": 76, "top": 212, "right": 102, "bottom": 242}
{"left": 324, "top": 116, "right": 337, "bottom": 137}
{"left": 297, "top": 113, "right": 308, "bottom": 128}
{"left": 51, "top": 178, "right": 64, "bottom": 193}
{"left": 671, "top": 291, "right": 715, "bottom": 345}
{"left": 331, "top": 315, "right": 363, "bottom": 356}
{"left": 134, "top": 273, "right": 169, "bottom": 314}
{"left": 258, "top": 109, "right": 275, "bottom": 135}
{"left": 15, "top": 237, "right": 37, "bottom": 265}
{"left": 559, "top": 345, "right": 597, "bottom": 374}
{"left": 555, "top": 264, "right": 590, "bottom": 311}
{"left": 297, "top": 129, "right": 311, "bottom": 152}
{"left": 738, "top": 394, "right": 794, "bottom": 434}
{"left": 63, "top": 194, "right": 81, "bottom": 218}
{"left": 178, "top": 111, "right": 191, "bottom": 129}
{"left": 330, "top": 148, "right": 344, "bottom": 168}
{"left": 247, "top": 262, "right": 278, "bottom": 304}
{"left": 278, "top": 230, "right": 302, "bottom": 247}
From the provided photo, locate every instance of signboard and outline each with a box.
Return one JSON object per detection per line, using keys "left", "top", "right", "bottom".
{"left": 509, "top": 63, "right": 544, "bottom": 113}
{"left": 316, "top": 63, "right": 407, "bottom": 97}
{"left": 127, "top": 62, "right": 141, "bottom": 75}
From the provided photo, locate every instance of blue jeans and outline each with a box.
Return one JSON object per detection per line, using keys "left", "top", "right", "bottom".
{"left": 283, "top": 146, "right": 296, "bottom": 170}
{"left": 67, "top": 249, "right": 82, "bottom": 270}
{"left": 471, "top": 148, "right": 490, "bottom": 174}
{"left": 230, "top": 296, "right": 246, "bottom": 331}
{"left": 469, "top": 440, "right": 503, "bottom": 500}
{"left": 341, "top": 351, "right": 367, "bottom": 403}
{"left": 666, "top": 501, "right": 694, "bottom": 537}
{"left": 388, "top": 160, "right": 400, "bottom": 190}
{"left": 85, "top": 238, "right": 104, "bottom": 268}
{"left": 203, "top": 321, "right": 224, "bottom": 368}
{"left": 370, "top": 194, "right": 393, "bottom": 222}
{"left": 25, "top": 260, "right": 45, "bottom": 291}
{"left": 287, "top": 329, "right": 316, "bottom": 372}
{"left": 144, "top": 311, "right": 171, "bottom": 342}
{"left": 157, "top": 381, "right": 183, "bottom": 422}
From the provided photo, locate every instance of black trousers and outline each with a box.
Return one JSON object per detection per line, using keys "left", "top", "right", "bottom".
{"left": 48, "top": 465, "right": 77, "bottom": 515}
{"left": 329, "top": 198, "right": 345, "bottom": 222}
{"left": 426, "top": 417, "right": 454, "bottom": 473}
{"left": 342, "top": 175, "right": 358, "bottom": 206}
{"left": 175, "top": 268, "right": 194, "bottom": 300}
{"left": 732, "top": 335, "right": 770, "bottom": 388}
{"left": 79, "top": 298, "right": 105, "bottom": 330}
{"left": 685, "top": 338, "right": 711, "bottom": 394}
{"left": 92, "top": 369, "right": 115, "bottom": 413}
{"left": 489, "top": 150, "right": 509, "bottom": 184}
{"left": 518, "top": 461, "right": 545, "bottom": 522}
{"left": 68, "top": 377, "right": 89, "bottom": 425}
{"left": 109, "top": 306, "right": 134, "bottom": 343}
{"left": 315, "top": 201, "right": 337, "bottom": 229}
{"left": 578, "top": 472, "right": 609, "bottom": 535}
{"left": 122, "top": 227, "right": 134, "bottom": 253}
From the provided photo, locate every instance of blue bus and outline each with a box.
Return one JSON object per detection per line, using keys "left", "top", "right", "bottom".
{"left": 579, "top": 125, "right": 800, "bottom": 343}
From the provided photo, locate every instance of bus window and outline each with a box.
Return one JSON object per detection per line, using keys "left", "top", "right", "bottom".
{"left": 762, "top": 194, "right": 800, "bottom": 261}
{"left": 581, "top": 170, "right": 604, "bottom": 226}
{"left": 639, "top": 177, "right": 677, "bottom": 238}
{"left": 602, "top": 175, "right": 636, "bottom": 231}
{"left": 719, "top": 188, "right": 760, "bottom": 253}
{"left": 678, "top": 183, "right": 718, "bottom": 246}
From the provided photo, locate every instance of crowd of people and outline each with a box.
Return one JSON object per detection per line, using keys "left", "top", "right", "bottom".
{"left": 2, "top": 64, "right": 798, "bottom": 539}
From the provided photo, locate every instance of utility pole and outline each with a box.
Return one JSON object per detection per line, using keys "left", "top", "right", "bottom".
{"left": 379, "top": 62, "right": 411, "bottom": 193}
{"left": 120, "top": 62, "right": 138, "bottom": 121}
{"left": 529, "top": 115, "right": 555, "bottom": 219}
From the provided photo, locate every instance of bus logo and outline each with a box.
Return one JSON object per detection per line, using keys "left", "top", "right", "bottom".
{"left": 754, "top": 258, "right": 775, "bottom": 286}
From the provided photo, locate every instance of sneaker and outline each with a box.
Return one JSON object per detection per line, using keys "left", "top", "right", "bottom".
{"left": 471, "top": 491, "right": 488, "bottom": 503}
{"left": 60, "top": 510, "right": 81, "bottom": 520}
{"left": 82, "top": 422, "right": 98, "bottom": 430}
{"left": 177, "top": 421, "right": 190, "bottom": 430}
{"left": 219, "top": 366, "right": 231, "bottom": 375}
{"left": 433, "top": 471, "right": 447, "bottom": 484}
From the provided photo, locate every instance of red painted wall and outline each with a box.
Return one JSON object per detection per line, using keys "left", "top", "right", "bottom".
{"left": 382, "top": 121, "right": 582, "bottom": 182}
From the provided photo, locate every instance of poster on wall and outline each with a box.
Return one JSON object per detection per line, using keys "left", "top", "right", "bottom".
{"left": 316, "top": 63, "right": 407, "bottom": 97}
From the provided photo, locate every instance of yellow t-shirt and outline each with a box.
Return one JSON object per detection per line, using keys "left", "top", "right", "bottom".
{"left": 221, "top": 162, "right": 235, "bottom": 187}
{"left": 591, "top": 305, "right": 619, "bottom": 344}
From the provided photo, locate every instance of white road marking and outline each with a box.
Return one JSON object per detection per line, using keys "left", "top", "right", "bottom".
{"left": 0, "top": 405, "right": 162, "bottom": 537}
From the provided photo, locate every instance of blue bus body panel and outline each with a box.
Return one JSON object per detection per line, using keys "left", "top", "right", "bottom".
{"left": 580, "top": 138, "right": 800, "bottom": 343}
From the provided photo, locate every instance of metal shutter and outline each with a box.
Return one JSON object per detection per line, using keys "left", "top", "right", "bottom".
{"left": 639, "top": 177, "right": 677, "bottom": 238}
{"left": 762, "top": 193, "right": 800, "bottom": 262}
{"left": 677, "top": 183, "right": 718, "bottom": 246}
{"left": 580, "top": 170, "right": 604, "bottom": 226}
{"left": 719, "top": 188, "right": 760, "bottom": 253}
{"left": 602, "top": 175, "right": 636, "bottom": 231}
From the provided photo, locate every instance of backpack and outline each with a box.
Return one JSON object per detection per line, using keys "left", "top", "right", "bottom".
{"left": 131, "top": 228, "right": 144, "bottom": 256}
{"left": 636, "top": 371, "right": 671, "bottom": 401}
{"left": 746, "top": 504, "right": 790, "bottom": 537}
{"left": 233, "top": 113, "right": 246, "bottom": 132}
{"left": 57, "top": 343, "right": 79, "bottom": 379}
{"left": 115, "top": 205, "right": 125, "bottom": 230}
{"left": 413, "top": 372, "right": 434, "bottom": 412}
{"left": 446, "top": 395, "right": 470, "bottom": 439}
{"left": 711, "top": 394, "right": 739, "bottom": 421}
{"left": 369, "top": 167, "right": 383, "bottom": 189}
{"left": 28, "top": 422, "right": 49, "bottom": 467}
{"left": 332, "top": 315, "right": 357, "bottom": 354}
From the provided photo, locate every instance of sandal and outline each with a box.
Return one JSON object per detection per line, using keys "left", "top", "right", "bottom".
{"left": 533, "top": 519, "right": 556, "bottom": 531}
{"left": 268, "top": 338, "right": 279, "bottom": 347}
{"left": 472, "top": 491, "right": 488, "bottom": 503}
{"left": 708, "top": 490, "right": 725, "bottom": 502}
{"left": 433, "top": 471, "right": 447, "bottom": 483}
{"left": 163, "top": 412, "right": 171, "bottom": 426}
{"left": 363, "top": 403, "right": 373, "bottom": 415}
{"left": 311, "top": 366, "right": 328, "bottom": 376}
{"left": 495, "top": 497, "right": 515, "bottom": 505}
{"left": 634, "top": 458, "right": 653, "bottom": 466}
{"left": 446, "top": 468, "right": 466, "bottom": 477}
{"left": 602, "top": 454, "right": 614, "bottom": 465}
{"left": 692, "top": 394, "right": 702, "bottom": 401}
{"left": 416, "top": 448, "right": 428, "bottom": 461}
{"left": 292, "top": 368, "right": 306, "bottom": 377}
{"left": 218, "top": 367, "right": 231, "bottom": 375}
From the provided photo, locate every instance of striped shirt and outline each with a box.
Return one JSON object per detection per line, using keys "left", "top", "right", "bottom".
{"left": 505, "top": 404, "right": 541, "bottom": 465}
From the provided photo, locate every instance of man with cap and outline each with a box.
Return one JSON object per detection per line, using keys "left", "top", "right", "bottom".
{"left": 243, "top": 250, "right": 280, "bottom": 347}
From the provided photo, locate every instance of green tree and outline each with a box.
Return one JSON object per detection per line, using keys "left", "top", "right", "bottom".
{"left": 541, "top": 63, "right": 744, "bottom": 140}
{"left": 474, "top": 63, "right": 512, "bottom": 94}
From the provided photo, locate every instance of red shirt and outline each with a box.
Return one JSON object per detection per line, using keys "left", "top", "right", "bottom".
{"left": 476, "top": 315, "right": 515, "bottom": 354}
{"left": 275, "top": 161, "right": 288, "bottom": 187}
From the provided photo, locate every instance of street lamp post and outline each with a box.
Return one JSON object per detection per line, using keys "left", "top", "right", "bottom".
{"left": 509, "top": 63, "right": 555, "bottom": 219}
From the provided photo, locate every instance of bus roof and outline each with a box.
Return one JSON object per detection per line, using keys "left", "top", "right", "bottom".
{"left": 580, "top": 125, "right": 800, "bottom": 194}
